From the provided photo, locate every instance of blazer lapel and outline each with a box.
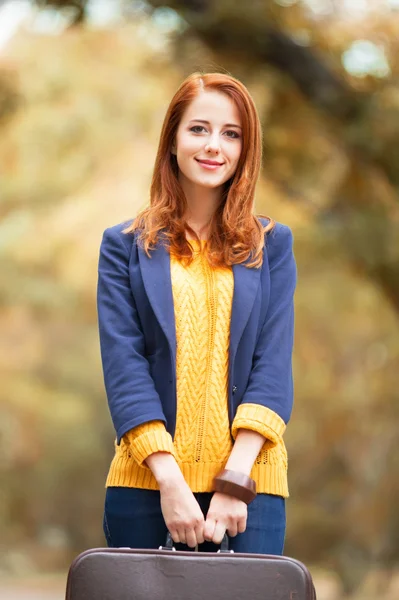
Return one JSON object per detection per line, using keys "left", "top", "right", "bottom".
{"left": 138, "top": 234, "right": 177, "bottom": 362}
{"left": 230, "top": 260, "right": 261, "bottom": 366}
{"left": 138, "top": 235, "right": 261, "bottom": 368}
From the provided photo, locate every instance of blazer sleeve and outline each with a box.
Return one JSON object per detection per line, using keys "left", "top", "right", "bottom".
{"left": 231, "top": 223, "right": 297, "bottom": 448}
{"left": 97, "top": 225, "right": 174, "bottom": 446}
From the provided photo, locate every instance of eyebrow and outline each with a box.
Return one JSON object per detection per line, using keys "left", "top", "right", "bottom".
{"left": 188, "top": 119, "right": 242, "bottom": 130}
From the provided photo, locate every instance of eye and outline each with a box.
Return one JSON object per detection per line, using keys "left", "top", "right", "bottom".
{"left": 189, "top": 125, "right": 206, "bottom": 133}
{"left": 226, "top": 130, "right": 240, "bottom": 139}
{"left": 189, "top": 126, "right": 240, "bottom": 139}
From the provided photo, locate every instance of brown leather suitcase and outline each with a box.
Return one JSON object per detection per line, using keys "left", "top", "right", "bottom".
{"left": 65, "top": 532, "right": 316, "bottom": 599}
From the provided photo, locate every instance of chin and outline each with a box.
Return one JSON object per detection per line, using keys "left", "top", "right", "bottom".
{"left": 197, "top": 179, "right": 224, "bottom": 188}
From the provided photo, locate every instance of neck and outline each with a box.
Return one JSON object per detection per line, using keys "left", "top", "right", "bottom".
{"left": 178, "top": 172, "right": 224, "bottom": 232}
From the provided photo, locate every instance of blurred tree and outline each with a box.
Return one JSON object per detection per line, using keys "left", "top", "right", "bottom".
{"left": 1, "top": 3, "right": 398, "bottom": 595}
{"left": 145, "top": 0, "right": 399, "bottom": 313}
{"left": 34, "top": 0, "right": 88, "bottom": 25}
{"left": 34, "top": 0, "right": 399, "bottom": 314}
{"left": 0, "top": 69, "right": 21, "bottom": 124}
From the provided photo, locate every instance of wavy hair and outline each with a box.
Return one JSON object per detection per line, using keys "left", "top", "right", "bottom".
{"left": 122, "top": 71, "right": 276, "bottom": 268}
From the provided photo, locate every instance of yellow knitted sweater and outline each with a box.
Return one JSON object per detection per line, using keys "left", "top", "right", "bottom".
{"left": 106, "top": 239, "right": 289, "bottom": 497}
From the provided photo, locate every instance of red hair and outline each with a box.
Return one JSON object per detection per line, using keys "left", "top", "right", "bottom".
{"left": 123, "top": 71, "right": 275, "bottom": 268}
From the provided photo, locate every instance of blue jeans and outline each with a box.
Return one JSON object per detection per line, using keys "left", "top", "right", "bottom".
{"left": 103, "top": 486, "right": 286, "bottom": 555}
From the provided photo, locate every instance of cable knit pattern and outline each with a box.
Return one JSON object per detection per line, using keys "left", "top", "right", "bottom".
{"left": 106, "top": 239, "right": 289, "bottom": 497}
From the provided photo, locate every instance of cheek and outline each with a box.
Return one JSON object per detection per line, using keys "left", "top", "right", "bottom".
{"left": 227, "top": 147, "right": 241, "bottom": 170}
{"left": 223, "top": 139, "right": 242, "bottom": 160}
{"left": 178, "top": 135, "right": 200, "bottom": 156}
{"left": 232, "top": 143, "right": 242, "bottom": 161}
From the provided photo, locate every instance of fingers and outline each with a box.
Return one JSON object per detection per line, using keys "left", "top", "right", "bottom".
{"left": 227, "top": 524, "right": 238, "bottom": 537}
{"left": 237, "top": 516, "right": 247, "bottom": 534}
{"left": 203, "top": 517, "right": 216, "bottom": 542}
{"left": 204, "top": 516, "right": 247, "bottom": 543}
{"left": 170, "top": 523, "right": 205, "bottom": 548}
{"left": 212, "top": 521, "right": 227, "bottom": 545}
{"left": 185, "top": 528, "right": 198, "bottom": 549}
{"left": 177, "top": 528, "right": 187, "bottom": 545}
{"left": 172, "top": 519, "right": 246, "bottom": 547}
{"left": 195, "top": 522, "right": 205, "bottom": 545}
{"left": 160, "top": 484, "right": 207, "bottom": 548}
{"left": 169, "top": 528, "right": 180, "bottom": 544}
{"left": 168, "top": 498, "right": 248, "bottom": 547}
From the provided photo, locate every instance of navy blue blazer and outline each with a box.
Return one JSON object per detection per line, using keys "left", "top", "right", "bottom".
{"left": 97, "top": 217, "right": 297, "bottom": 445}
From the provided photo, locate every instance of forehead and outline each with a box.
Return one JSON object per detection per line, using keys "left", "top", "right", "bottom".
{"left": 181, "top": 91, "right": 241, "bottom": 125}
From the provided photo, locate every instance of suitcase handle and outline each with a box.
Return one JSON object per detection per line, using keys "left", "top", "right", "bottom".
{"left": 159, "top": 531, "right": 233, "bottom": 553}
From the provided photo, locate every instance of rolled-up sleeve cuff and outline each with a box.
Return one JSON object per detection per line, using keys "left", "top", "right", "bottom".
{"left": 231, "top": 404, "right": 286, "bottom": 449}
{"left": 124, "top": 420, "right": 176, "bottom": 466}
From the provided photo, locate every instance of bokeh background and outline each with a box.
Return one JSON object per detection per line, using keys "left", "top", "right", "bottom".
{"left": 0, "top": 1, "right": 398, "bottom": 598}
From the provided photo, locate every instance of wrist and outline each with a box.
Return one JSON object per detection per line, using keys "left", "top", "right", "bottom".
{"left": 145, "top": 452, "right": 185, "bottom": 488}
{"left": 225, "top": 428, "right": 267, "bottom": 475}
{"left": 224, "top": 457, "right": 253, "bottom": 477}
{"left": 158, "top": 472, "right": 186, "bottom": 492}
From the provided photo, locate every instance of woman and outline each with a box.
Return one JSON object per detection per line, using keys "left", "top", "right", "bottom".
{"left": 97, "top": 71, "right": 297, "bottom": 554}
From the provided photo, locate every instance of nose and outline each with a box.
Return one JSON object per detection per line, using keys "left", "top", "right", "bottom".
{"left": 205, "top": 134, "right": 221, "bottom": 153}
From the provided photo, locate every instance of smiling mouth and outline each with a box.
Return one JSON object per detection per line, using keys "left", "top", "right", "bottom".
{"left": 195, "top": 159, "right": 225, "bottom": 167}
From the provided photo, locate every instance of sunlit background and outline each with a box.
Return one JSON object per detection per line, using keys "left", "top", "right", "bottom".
{"left": 0, "top": 0, "right": 398, "bottom": 598}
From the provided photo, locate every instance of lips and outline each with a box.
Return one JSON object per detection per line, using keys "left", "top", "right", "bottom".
{"left": 195, "top": 158, "right": 224, "bottom": 165}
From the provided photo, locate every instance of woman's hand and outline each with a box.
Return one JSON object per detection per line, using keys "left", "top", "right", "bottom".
{"left": 159, "top": 477, "right": 205, "bottom": 548}
{"left": 203, "top": 492, "right": 247, "bottom": 544}
{"left": 145, "top": 451, "right": 205, "bottom": 548}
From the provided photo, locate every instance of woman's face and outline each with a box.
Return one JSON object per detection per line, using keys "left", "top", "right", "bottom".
{"left": 172, "top": 90, "right": 243, "bottom": 191}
